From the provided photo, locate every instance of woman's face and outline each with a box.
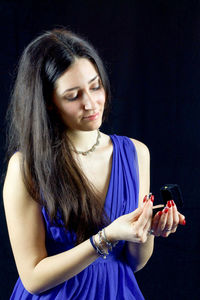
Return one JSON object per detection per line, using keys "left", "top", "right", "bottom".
{"left": 52, "top": 58, "right": 106, "bottom": 132}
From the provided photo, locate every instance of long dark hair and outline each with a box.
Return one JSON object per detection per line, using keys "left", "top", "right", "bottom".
{"left": 6, "top": 28, "right": 111, "bottom": 245}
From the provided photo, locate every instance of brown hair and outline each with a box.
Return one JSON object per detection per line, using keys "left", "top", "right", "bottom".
{"left": 6, "top": 28, "right": 111, "bottom": 245}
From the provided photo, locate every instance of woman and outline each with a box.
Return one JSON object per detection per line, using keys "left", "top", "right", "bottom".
{"left": 3, "top": 28, "right": 185, "bottom": 299}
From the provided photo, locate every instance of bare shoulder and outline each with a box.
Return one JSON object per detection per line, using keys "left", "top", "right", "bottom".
{"left": 4, "top": 151, "right": 26, "bottom": 182}
{"left": 6, "top": 151, "right": 23, "bottom": 174}
{"left": 3, "top": 152, "right": 24, "bottom": 201}
{"left": 3, "top": 151, "right": 35, "bottom": 209}
{"left": 129, "top": 138, "right": 150, "bottom": 160}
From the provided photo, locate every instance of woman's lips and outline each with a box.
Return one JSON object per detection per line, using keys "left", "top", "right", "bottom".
{"left": 83, "top": 112, "right": 99, "bottom": 121}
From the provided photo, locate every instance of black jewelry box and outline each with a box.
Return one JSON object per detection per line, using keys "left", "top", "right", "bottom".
{"left": 160, "top": 184, "right": 183, "bottom": 210}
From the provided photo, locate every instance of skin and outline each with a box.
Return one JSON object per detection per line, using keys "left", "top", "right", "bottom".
{"left": 52, "top": 57, "right": 105, "bottom": 134}
{"left": 3, "top": 58, "right": 185, "bottom": 294}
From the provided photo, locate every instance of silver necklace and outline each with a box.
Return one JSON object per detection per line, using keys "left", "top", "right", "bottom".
{"left": 73, "top": 130, "right": 101, "bottom": 156}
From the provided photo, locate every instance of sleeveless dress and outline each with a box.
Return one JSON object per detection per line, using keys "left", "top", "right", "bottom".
{"left": 10, "top": 135, "right": 145, "bottom": 300}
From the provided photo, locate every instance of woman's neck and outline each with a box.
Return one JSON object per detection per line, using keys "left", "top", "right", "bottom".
{"left": 66, "top": 129, "right": 100, "bottom": 152}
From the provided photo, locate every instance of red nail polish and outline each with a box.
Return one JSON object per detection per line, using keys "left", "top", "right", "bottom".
{"left": 164, "top": 208, "right": 168, "bottom": 213}
{"left": 171, "top": 200, "right": 175, "bottom": 206}
{"left": 167, "top": 201, "right": 171, "bottom": 208}
{"left": 151, "top": 195, "right": 154, "bottom": 202}
{"left": 182, "top": 219, "right": 186, "bottom": 226}
{"left": 158, "top": 211, "right": 163, "bottom": 216}
{"left": 143, "top": 195, "right": 147, "bottom": 203}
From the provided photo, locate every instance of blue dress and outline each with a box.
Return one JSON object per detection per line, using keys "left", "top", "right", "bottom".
{"left": 10, "top": 135, "right": 145, "bottom": 299}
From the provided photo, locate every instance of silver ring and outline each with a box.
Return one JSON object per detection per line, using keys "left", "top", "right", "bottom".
{"left": 164, "top": 228, "right": 172, "bottom": 232}
{"left": 148, "top": 229, "right": 154, "bottom": 235}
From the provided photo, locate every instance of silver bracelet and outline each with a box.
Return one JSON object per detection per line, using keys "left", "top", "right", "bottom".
{"left": 98, "top": 231, "right": 109, "bottom": 255}
{"left": 93, "top": 234, "right": 108, "bottom": 259}
{"left": 91, "top": 228, "right": 119, "bottom": 259}
{"left": 102, "top": 228, "right": 119, "bottom": 249}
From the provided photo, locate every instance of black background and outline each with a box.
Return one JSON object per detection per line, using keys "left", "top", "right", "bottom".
{"left": 0, "top": 0, "right": 199, "bottom": 299}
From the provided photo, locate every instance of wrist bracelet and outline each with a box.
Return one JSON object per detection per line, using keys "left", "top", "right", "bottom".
{"left": 90, "top": 236, "right": 97, "bottom": 251}
{"left": 98, "top": 231, "right": 109, "bottom": 255}
{"left": 89, "top": 228, "right": 119, "bottom": 259}
{"left": 93, "top": 235, "right": 108, "bottom": 259}
{"left": 102, "top": 228, "right": 119, "bottom": 249}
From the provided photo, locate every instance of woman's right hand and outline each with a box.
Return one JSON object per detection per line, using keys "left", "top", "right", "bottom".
{"left": 105, "top": 196, "right": 153, "bottom": 244}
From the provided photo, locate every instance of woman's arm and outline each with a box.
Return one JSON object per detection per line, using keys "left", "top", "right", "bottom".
{"left": 3, "top": 152, "right": 153, "bottom": 295}
{"left": 125, "top": 139, "right": 154, "bottom": 272}
{"left": 3, "top": 153, "right": 100, "bottom": 294}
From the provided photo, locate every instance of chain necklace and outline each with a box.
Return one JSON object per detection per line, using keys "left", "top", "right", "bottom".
{"left": 73, "top": 130, "right": 101, "bottom": 156}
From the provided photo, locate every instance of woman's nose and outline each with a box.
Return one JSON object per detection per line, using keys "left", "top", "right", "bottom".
{"left": 83, "top": 92, "right": 96, "bottom": 110}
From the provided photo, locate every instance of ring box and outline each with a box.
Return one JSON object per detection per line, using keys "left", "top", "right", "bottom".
{"left": 160, "top": 184, "right": 183, "bottom": 210}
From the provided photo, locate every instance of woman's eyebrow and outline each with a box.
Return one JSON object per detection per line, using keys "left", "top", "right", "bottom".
{"left": 88, "top": 75, "right": 98, "bottom": 83}
{"left": 62, "top": 75, "right": 99, "bottom": 94}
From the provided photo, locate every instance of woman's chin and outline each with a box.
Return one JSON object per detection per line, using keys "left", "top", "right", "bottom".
{"left": 80, "top": 118, "right": 102, "bottom": 131}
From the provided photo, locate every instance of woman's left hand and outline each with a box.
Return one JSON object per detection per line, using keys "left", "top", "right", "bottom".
{"left": 150, "top": 200, "right": 186, "bottom": 237}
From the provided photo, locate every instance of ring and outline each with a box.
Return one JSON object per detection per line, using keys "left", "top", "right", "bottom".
{"left": 164, "top": 228, "right": 172, "bottom": 232}
{"left": 148, "top": 229, "right": 154, "bottom": 235}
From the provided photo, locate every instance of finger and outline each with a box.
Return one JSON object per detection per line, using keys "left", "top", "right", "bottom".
{"left": 161, "top": 201, "right": 173, "bottom": 237}
{"left": 151, "top": 210, "right": 162, "bottom": 234}
{"left": 152, "top": 204, "right": 164, "bottom": 217}
{"left": 171, "top": 200, "right": 186, "bottom": 225}
{"left": 142, "top": 195, "right": 148, "bottom": 207}
{"left": 136, "top": 199, "right": 153, "bottom": 230}
{"left": 142, "top": 194, "right": 154, "bottom": 204}
{"left": 155, "top": 207, "right": 169, "bottom": 236}
{"left": 144, "top": 217, "right": 152, "bottom": 237}
{"left": 152, "top": 211, "right": 164, "bottom": 236}
{"left": 140, "top": 215, "right": 153, "bottom": 243}
{"left": 178, "top": 212, "right": 186, "bottom": 225}
{"left": 137, "top": 195, "right": 154, "bottom": 236}
{"left": 128, "top": 206, "right": 144, "bottom": 221}
{"left": 170, "top": 200, "right": 179, "bottom": 232}
{"left": 153, "top": 204, "right": 165, "bottom": 210}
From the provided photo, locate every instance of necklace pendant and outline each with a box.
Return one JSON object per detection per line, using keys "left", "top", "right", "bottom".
{"left": 82, "top": 152, "right": 88, "bottom": 156}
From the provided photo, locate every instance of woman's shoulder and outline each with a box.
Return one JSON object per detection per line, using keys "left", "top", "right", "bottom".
{"left": 7, "top": 151, "right": 23, "bottom": 168}
{"left": 100, "top": 133, "right": 150, "bottom": 160}
{"left": 3, "top": 151, "right": 39, "bottom": 215}
{"left": 3, "top": 152, "right": 23, "bottom": 184}
{"left": 129, "top": 138, "right": 149, "bottom": 157}
{"left": 128, "top": 138, "right": 150, "bottom": 170}
{"left": 109, "top": 134, "right": 149, "bottom": 156}
{"left": 3, "top": 152, "right": 24, "bottom": 203}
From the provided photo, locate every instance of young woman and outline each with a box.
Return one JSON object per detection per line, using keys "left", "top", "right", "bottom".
{"left": 3, "top": 28, "right": 186, "bottom": 299}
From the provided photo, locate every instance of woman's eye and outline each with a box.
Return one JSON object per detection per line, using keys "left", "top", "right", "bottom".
{"left": 91, "top": 81, "right": 102, "bottom": 90}
{"left": 64, "top": 94, "right": 78, "bottom": 101}
{"left": 91, "top": 85, "right": 100, "bottom": 90}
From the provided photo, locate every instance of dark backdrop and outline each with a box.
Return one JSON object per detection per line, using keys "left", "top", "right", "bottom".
{"left": 0, "top": 0, "right": 199, "bottom": 299}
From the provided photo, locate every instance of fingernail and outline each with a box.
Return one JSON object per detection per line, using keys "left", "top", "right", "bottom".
{"left": 171, "top": 200, "right": 175, "bottom": 206}
{"left": 167, "top": 201, "right": 171, "bottom": 208}
{"left": 164, "top": 208, "right": 168, "bottom": 213}
{"left": 182, "top": 219, "right": 186, "bottom": 226}
{"left": 151, "top": 195, "right": 154, "bottom": 202}
{"left": 143, "top": 195, "right": 147, "bottom": 203}
{"left": 158, "top": 211, "right": 163, "bottom": 216}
